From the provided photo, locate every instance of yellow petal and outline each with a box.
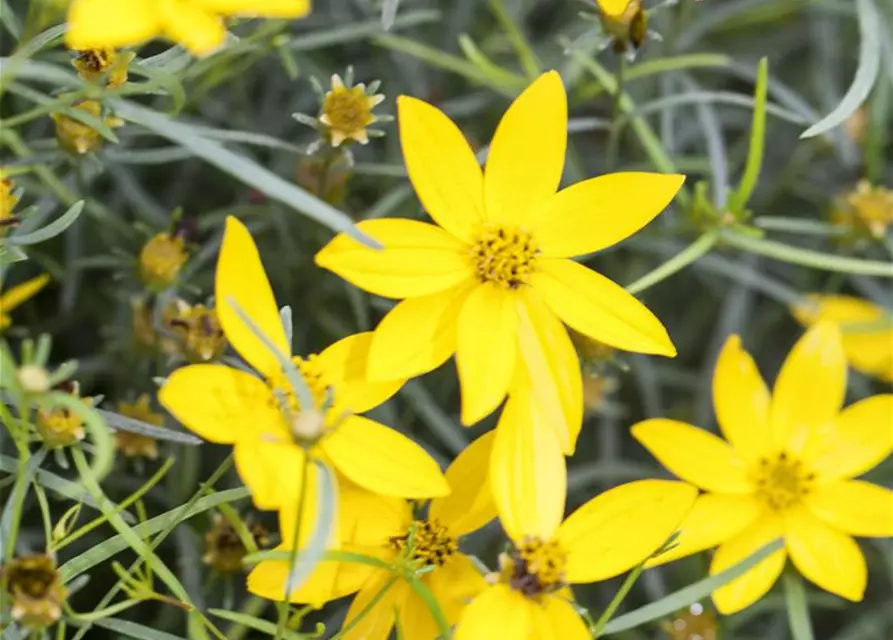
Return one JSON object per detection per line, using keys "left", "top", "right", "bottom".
{"left": 490, "top": 396, "right": 566, "bottom": 542}
{"left": 321, "top": 415, "right": 449, "bottom": 498}
{"left": 66, "top": 0, "right": 160, "bottom": 50}
{"left": 315, "top": 219, "right": 471, "bottom": 299}
{"left": 427, "top": 554, "right": 488, "bottom": 626}
{"left": 397, "top": 96, "right": 485, "bottom": 243}
{"left": 429, "top": 431, "right": 498, "bottom": 537}
{"left": 806, "top": 480, "right": 893, "bottom": 538}
{"left": 277, "top": 462, "right": 321, "bottom": 546}
{"left": 234, "top": 438, "right": 304, "bottom": 511}
{"left": 785, "top": 508, "right": 867, "bottom": 602}
{"left": 484, "top": 71, "right": 566, "bottom": 226}
{"left": 631, "top": 419, "right": 752, "bottom": 493}
{"left": 531, "top": 596, "right": 590, "bottom": 640}
{"left": 0, "top": 274, "right": 50, "bottom": 313}
{"left": 805, "top": 394, "right": 893, "bottom": 482}
{"left": 558, "top": 479, "right": 697, "bottom": 583}
{"left": 399, "top": 585, "right": 441, "bottom": 640}
{"left": 216, "top": 216, "right": 290, "bottom": 378}
{"left": 710, "top": 515, "right": 786, "bottom": 614}
{"left": 713, "top": 335, "right": 772, "bottom": 462}
{"left": 367, "top": 282, "right": 472, "bottom": 381}
{"left": 158, "top": 364, "right": 282, "bottom": 444}
{"left": 316, "top": 332, "right": 403, "bottom": 414}
{"left": 533, "top": 258, "right": 676, "bottom": 357}
{"left": 513, "top": 287, "right": 583, "bottom": 454}
{"left": 792, "top": 294, "right": 893, "bottom": 382}
{"left": 160, "top": 0, "right": 227, "bottom": 55}
{"left": 457, "top": 283, "right": 517, "bottom": 425}
{"left": 648, "top": 493, "right": 763, "bottom": 567}
{"left": 195, "top": 0, "right": 311, "bottom": 16}
{"left": 454, "top": 585, "right": 531, "bottom": 640}
{"left": 335, "top": 478, "right": 412, "bottom": 546}
{"left": 341, "top": 574, "right": 406, "bottom": 640}
{"left": 770, "top": 322, "right": 847, "bottom": 453}
{"left": 532, "top": 173, "right": 684, "bottom": 258}
{"left": 598, "top": 0, "right": 634, "bottom": 17}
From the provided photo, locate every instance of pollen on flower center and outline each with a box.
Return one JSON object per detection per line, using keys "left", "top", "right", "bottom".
{"left": 752, "top": 452, "right": 816, "bottom": 511}
{"left": 500, "top": 537, "right": 567, "bottom": 599}
{"left": 389, "top": 519, "right": 458, "bottom": 567}
{"left": 469, "top": 222, "right": 539, "bottom": 288}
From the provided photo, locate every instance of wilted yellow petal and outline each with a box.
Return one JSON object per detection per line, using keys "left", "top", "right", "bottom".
{"left": 216, "top": 216, "right": 290, "bottom": 378}
{"left": 484, "top": 71, "right": 566, "bottom": 226}
{"left": 397, "top": 96, "right": 485, "bottom": 243}
{"left": 316, "top": 332, "right": 403, "bottom": 414}
{"left": 533, "top": 173, "right": 684, "bottom": 258}
{"left": 806, "top": 480, "right": 893, "bottom": 538}
{"left": 533, "top": 258, "right": 676, "bottom": 357}
{"left": 429, "top": 431, "right": 497, "bottom": 537}
{"left": 66, "top": 0, "right": 161, "bottom": 50}
{"left": 558, "top": 479, "right": 697, "bottom": 583}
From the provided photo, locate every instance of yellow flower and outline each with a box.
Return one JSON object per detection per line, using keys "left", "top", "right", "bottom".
{"left": 316, "top": 71, "right": 682, "bottom": 443}
{"left": 834, "top": 180, "right": 893, "bottom": 239}
{"left": 114, "top": 394, "right": 165, "bottom": 459}
{"left": 1, "top": 171, "right": 20, "bottom": 235}
{"left": 36, "top": 381, "right": 92, "bottom": 448}
{"left": 596, "top": 0, "right": 647, "bottom": 51}
{"left": 66, "top": 0, "right": 312, "bottom": 56}
{"left": 138, "top": 232, "right": 188, "bottom": 290}
{"left": 51, "top": 100, "right": 122, "bottom": 156}
{"left": 0, "top": 274, "right": 51, "bottom": 331}
{"left": 72, "top": 48, "right": 134, "bottom": 87}
{"left": 632, "top": 324, "right": 893, "bottom": 614}
{"left": 792, "top": 294, "right": 893, "bottom": 382}
{"left": 319, "top": 74, "right": 385, "bottom": 147}
{"left": 248, "top": 432, "right": 497, "bottom": 636}
{"left": 159, "top": 216, "right": 449, "bottom": 511}
{"left": 1, "top": 554, "right": 68, "bottom": 629}
{"left": 454, "top": 479, "right": 697, "bottom": 639}
{"left": 165, "top": 300, "right": 227, "bottom": 362}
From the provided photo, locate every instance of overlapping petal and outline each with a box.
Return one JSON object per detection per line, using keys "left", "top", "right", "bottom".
{"left": 340, "top": 574, "right": 406, "bottom": 640}
{"left": 321, "top": 415, "right": 449, "bottom": 498}
{"left": 216, "top": 216, "right": 290, "bottom": 378}
{"left": 317, "top": 332, "right": 403, "bottom": 413}
{"left": 159, "top": 364, "right": 282, "bottom": 443}
{"left": 806, "top": 480, "right": 893, "bottom": 538}
{"left": 66, "top": 0, "right": 161, "bottom": 50}
{"left": 161, "top": 0, "right": 226, "bottom": 55}
{"left": 533, "top": 173, "right": 684, "bottom": 258}
{"left": 456, "top": 283, "right": 518, "bottom": 425}
{"left": 557, "top": 480, "right": 697, "bottom": 583}
{"left": 427, "top": 554, "right": 488, "bottom": 627}
{"left": 713, "top": 335, "right": 772, "bottom": 462}
{"left": 530, "top": 596, "right": 590, "bottom": 640}
{"left": 455, "top": 585, "right": 531, "bottom": 640}
{"left": 631, "top": 419, "right": 752, "bottom": 493}
{"left": 532, "top": 258, "right": 676, "bottom": 357}
{"left": 429, "top": 431, "right": 497, "bottom": 537}
{"left": 484, "top": 71, "right": 566, "bottom": 226}
{"left": 233, "top": 438, "right": 305, "bottom": 510}
{"left": 785, "top": 508, "right": 867, "bottom": 602}
{"left": 315, "top": 219, "right": 471, "bottom": 299}
{"left": 397, "top": 96, "right": 484, "bottom": 243}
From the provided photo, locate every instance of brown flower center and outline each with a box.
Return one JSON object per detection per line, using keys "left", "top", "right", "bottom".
{"left": 501, "top": 537, "right": 568, "bottom": 599}
{"left": 469, "top": 222, "right": 539, "bottom": 288}
{"left": 753, "top": 452, "right": 816, "bottom": 512}
{"left": 389, "top": 519, "right": 458, "bottom": 567}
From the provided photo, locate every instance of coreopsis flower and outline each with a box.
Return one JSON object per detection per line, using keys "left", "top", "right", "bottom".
{"left": 138, "top": 232, "right": 188, "bottom": 291}
{"left": 454, "top": 479, "right": 697, "bottom": 639}
{"left": 66, "top": 0, "right": 312, "bottom": 56}
{"left": 35, "top": 381, "right": 92, "bottom": 448}
{"left": 114, "top": 394, "right": 164, "bottom": 459}
{"left": 51, "top": 100, "right": 122, "bottom": 156}
{"left": 1, "top": 170, "right": 20, "bottom": 235}
{"left": 249, "top": 432, "right": 497, "bottom": 637}
{"left": 165, "top": 300, "right": 227, "bottom": 362}
{"left": 831, "top": 180, "right": 893, "bottom": 240}
{"left": 203, "top": 513, "right": 270, "bottom": 573}
{"left": 0, "top": 274, "right": 50, "bottom": 331}
{"left": 319, "top": 74, "right": 385, "bottom": 147}
{"left": 160, "top": 217, "right": 449, "bottom": 511}
{"left": 316, "top": 71, "right": 682, "bottom": 445}
{"left": 1, "top": 554, "right": 68, "bottom": 629}
{"left": 633, "top": 324, "right": 893, "bottom": 613}
{"left": 792, "top": 294, "right": 893, "bottom": 383}
{"left": 596, "top": 0, "right": 647, "bottom": 52}
{"left": 72, "top": 48, "right": 134, "bottom": 87}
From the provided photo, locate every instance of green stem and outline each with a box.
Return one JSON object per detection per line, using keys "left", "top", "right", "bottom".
{"left": 593, "top": 562, "right": 645, "bottom": 635}
{"left": 783, "top": 571, "right": 815, "bottom": 640}
{"left": 273, "top": 452, "right": 311, "bottom": 640}
{"left": 606, "top": 56, "right": 627, "bottom": 170}
{"left": 0, "top": 401, "right": 31, "bottom": 563}
{"left": 488, "top": 0, "right": 541, "bottom": 79}
{"left": 626, "top": 231, "right": 720, "bottom": 295}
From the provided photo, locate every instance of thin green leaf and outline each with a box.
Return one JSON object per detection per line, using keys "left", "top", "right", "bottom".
{"left": 382, "top": 0, "right": 400, "bottom": 30}
{"left": 285, "top": 460, "right": 338, "bottom": 597}
{"left": 784, "top": 571, "right": 816, "bottom": 640}
{"left": 0, "top": 449, "right": 46, "bottom": 553}
{"left": 625, "top": 231, "right": 720, "bottom": 295}
{"left": 8, "top": 201, "right": 84, "bottom": 246}
{"left": 110, "top": 100, "right": 378, "bottom": 246}
{"left": 43, "top": 392, "right": 114, "bottom": 482}
{"left": 406, "top": 574, "right": 453, "bottom": 639}
{"left": 88, "top": 618, "right": 186, "bottom": 640}
{"left": 122, "top": 61, "right": 187, "bottom": 114}
{"left": 0, "top": 58, "right": 81, "bottom": 88}
{"left": 97, "top": 408, "right": 203, "bottom": 445}
{"left": 10, "top": 24, "right": 67, "bottom": 61}
{"left": 801, "top": 0, "right": 882, "bottom": 138}
{"left": 331, "top": 577, "right": 398, "bottom": 640}
{"left": 207, "top": 610, "right": 307, "bottom": 640}
{"left": 602, "top": 539, "right": 784, "bottom": 634}
{"left": 729, "top": 57, "right": 769, "bottom": 212}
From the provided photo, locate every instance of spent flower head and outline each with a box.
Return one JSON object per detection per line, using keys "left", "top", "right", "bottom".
{"left": 1, "top": 554, "right": 68, "bottom": 629}
{"left": 203, "top": 513, "right": 270, "bottom": 574}
{"left": 51, "top": 100, "right": 122, "bottom": 156}
{"left": 114, "top": 394, "right": 164, "bottom": 459}
{"left": 138, "top": 232, "right": 188, "bottom": 291}
{"left": 36, "top": 381, "right": 92, "bottom": 448}
{"left": 165, "top": 300, "right": 227, "bottom": 363}
{"left": 72, "top": 48, "right": 134, "bottom": 87}
{"left": 1, "top": 170, "right": 21, "bottom": 235}
{"left": 831, "top": 180, "right": 893, "bottom": 240}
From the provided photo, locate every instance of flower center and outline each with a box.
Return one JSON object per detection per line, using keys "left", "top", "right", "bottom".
{"left": 389, "top": 519, "right": 457, "bottom": 567}
{"left": 500, "top": 537, "right": 567, "bottom": 599}
{"left": 469, "top": 223, "right": 539, "bottom": 288}
{"left": 322, "top": 88, "right": 372, "bottom": 135}
{"left": 266, "top": 354, "right": 338, "bottom": 442}
{"left": 752, "top": 452, "right": 816, "bottom": 512}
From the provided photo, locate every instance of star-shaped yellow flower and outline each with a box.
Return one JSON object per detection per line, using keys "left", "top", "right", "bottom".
{"left": 454, "top": 479, "right": 697, "bottom": 639}
{"left": 633, "top": 323, "right": 893, "bottom": 613}
{"left": 792, "top": 294, "right": 893, "bottom": 382}
{"left": 66, "top": 0, "right": 311, "bottom": 56}
{"left": 316, "top": 71, "right": 683, "bottom": 449}
{"left": 0, "top": 274, "right": 51, "bottom": 331}
{"left": 159, "top": 217, "right": 448, "bottom": 511}
{"left": 249, "top": 432, "right": 497, "bottom": 638}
